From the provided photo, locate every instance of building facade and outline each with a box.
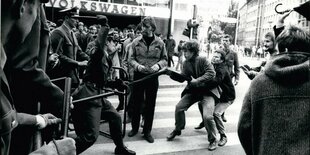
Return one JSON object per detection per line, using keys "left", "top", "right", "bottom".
{"left": 237, "top": 0, "right": 310, "bottom": 48}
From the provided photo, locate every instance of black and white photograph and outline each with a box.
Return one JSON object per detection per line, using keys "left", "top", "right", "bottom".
{"left": 1, "top": 0, "right": 309, "bottom": 154}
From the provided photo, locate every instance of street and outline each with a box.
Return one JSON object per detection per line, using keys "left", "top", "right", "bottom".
{"left": 80, "top": 56, "right": 261, "bottom": 155}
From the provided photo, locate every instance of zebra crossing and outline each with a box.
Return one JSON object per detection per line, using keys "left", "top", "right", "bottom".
{"left": 80, "top": 83, "right": 247, "bottom": 155}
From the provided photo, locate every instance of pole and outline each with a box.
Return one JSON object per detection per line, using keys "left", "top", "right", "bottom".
{"left": 190, "top": 5, "right": 197, "bottom": 40}
{"left": 167, "top": 0, "right": 174, "bottom": 39}
{"left": 234, "top": 4, "right": 240, "bottom": 46}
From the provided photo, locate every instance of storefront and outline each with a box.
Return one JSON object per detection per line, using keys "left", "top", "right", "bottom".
{"left": 45, "top": 0, "right": 171, "bottom": 33}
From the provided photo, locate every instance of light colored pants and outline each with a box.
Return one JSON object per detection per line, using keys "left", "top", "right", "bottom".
{"left": 214, "top": 101, "right": 233, "bottom": 135}
{"left": 175, "top": 93, "right": 217, "bottom": 142}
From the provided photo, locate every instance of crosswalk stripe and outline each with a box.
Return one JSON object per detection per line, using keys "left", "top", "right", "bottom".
{"left": 81, "top": 132, "right": 241, "bottom": 155}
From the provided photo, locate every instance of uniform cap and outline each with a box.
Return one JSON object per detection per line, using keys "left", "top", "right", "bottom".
{"left": 59, "top": 6, "right": 79, "bottom": 17}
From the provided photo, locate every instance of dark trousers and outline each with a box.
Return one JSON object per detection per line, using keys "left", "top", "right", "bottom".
{"left": 72, "top": 85, "right": 123, "bottom": 154}
{"left": 131, "top": 72, "right": 159, "bottom": 134}
{"left": 168, "top": 56, "right": 174, "bottom": 67}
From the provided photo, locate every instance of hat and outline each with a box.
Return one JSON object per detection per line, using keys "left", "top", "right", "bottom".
{"left": 293, "top": 1, "right": 310, "bottom": 21}
{"left": 59, "top": 6, "right": 79, "bottom": 17}
{"left": 141, "top": 16, "right": 157, "bottom": 31}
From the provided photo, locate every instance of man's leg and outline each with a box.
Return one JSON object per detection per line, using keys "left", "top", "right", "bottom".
{"left": 199, "top": 96, "right": 217, "bottom": 151}
{"left": 214, "top": 101, "right": 231, "bottom": 146}
{"left": 72, "top": 100, "right": 102, "bottom": 154}
{"left": 167, "top": 94, "right": 199, "bottom": 141}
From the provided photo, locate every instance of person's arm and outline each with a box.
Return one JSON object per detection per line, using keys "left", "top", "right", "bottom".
{"left": 50, "top": 31, "right": 83, "bottom": 68}
{"left": 237, "top": 89, "right": 253, "bottom": 155}
{"left": 233, "top": 52, "right": 240, "bottom": 84}
{"left": 189, "top": 58, "right": 216, "bottom": 88}
{"left": 274, "top": 10, "right": 293, "bottom": 38}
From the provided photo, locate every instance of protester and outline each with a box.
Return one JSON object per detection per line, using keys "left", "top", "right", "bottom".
{"left": 166, "top": 40, "right": 220, "bottom": 151}
{"left": 71, "top": 15, "right": 136, "bottom": 155}
{"left": 165, "top": 34, "right": 176, "bottom": 67}
{"left": 175, "top": 40, "right": 185, "bottom": 71}
{"left": 128, "top": 16, "right": 168, "bottom": 143}
{"left": 238, "top": 25, "right": 310, "bottom": 155}
{"left": 195, "top": 50, "right": 236, "bottom": 148}
{"left": 221, "top": 34, "right": 240, "bottom": 122}
{"left": 241, "top": 32, "right": 277, "bottom": 80}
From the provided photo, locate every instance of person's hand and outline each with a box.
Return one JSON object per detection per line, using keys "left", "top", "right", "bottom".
{"left": 138, "top": 65, "right": 151, "bottom": 74}
{"left": 234, "top": 79, "right": 239, "bottom": 85}
{"left": 276, "top": 10, "right": 293, "bottom": 28}
{"left": 150, "top": 64, "right": 160, "bottom": 72}
{"left": 70, "top": 96, "right": 74, "bottom": 109}
{"left": 188, "top": 77, "right": 198, "bottom": 88}
{"left": 78, "top": 60, "right": 88, "bottom": 67}
{"left": 36, "top": 113, "right": 62, "bottom": 129}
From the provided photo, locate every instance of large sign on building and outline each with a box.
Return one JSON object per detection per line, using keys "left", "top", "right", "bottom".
{"left": 46, "top": 0, "right": 170, "bottom": 18}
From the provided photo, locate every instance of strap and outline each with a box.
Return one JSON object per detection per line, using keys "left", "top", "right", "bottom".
{"left": 52, "top": 139, "right": 61, "bottom": 155}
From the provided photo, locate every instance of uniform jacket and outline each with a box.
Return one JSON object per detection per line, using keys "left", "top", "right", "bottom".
{"left": 238, "top": 52, "right": 310, "bottom": 155}
{"left": 4, "top": 7, "right": 63, "bottom": 116}
{"left": 50, "top": 24, "right": 89, "bottom": 88}
{"left": 176, "top": 55, "right": 220, "bottom": 99}
{"left": 129, "top": 35, "right": 167, "bottom": 73}
{"left": 224, "top": 48, "right": 240, "bottom": 80}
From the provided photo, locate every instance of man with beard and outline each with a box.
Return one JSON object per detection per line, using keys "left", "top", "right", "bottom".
{"left": 128, "top": 16, "right": 167, "bottom": 143}
{"left": 241, "top": 32, "right": 277, "bottom": 80}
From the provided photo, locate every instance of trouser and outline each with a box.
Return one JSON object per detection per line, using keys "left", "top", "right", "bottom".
{"left": 175, "top": 93, "right": 217, "bottom": 142}
{"left": 213, "top": 101, "right": 232, "bottom": 135}
{"left": 168, "top": 56, "right": 174, "bottom": 67}
{"left": 131, "top": 72, "right": 159, "bottom": 134}
{"left": 72, "top": 94, "right": 123, "bottom": 154}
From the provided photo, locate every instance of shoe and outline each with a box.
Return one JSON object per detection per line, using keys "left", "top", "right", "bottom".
{"left": 128, "top": 130, "right": 138, "bottom": 137}
{"left": 221, "top": 114, "right": 227, "bottom": 122}
{"left": 166, "top": 130, "right": 181, "bottom": 141}
{"left": 218, "top": 136, "right": 227, "bottom": 146}
{"left": 208, "top": 140, "right": 217, "bottom": 151}
{"left": 194, "top": 122, "right": 204, "bottom": 130}
{"left": 115, "top": 146, "right": 136, "bottom": 155}
{"left": 143, "top": 133, "right": 154, "bottom": 143}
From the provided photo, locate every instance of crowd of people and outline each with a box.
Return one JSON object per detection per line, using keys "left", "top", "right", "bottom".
{"left": 1, "top": 1, "right": 309, "bottom": 155}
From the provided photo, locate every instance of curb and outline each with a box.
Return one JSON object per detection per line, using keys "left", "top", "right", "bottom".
{"left": 159, "top": 84, "right": 186, "bottom": 89}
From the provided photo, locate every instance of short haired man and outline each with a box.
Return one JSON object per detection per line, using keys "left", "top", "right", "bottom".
{"left": 238, "top": 25, "right": 310, "bottom": 155}
{"left": 50, "top": 7, "right": 89, "bottom": 92}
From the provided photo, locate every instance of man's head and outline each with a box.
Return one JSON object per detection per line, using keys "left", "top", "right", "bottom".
{"left": 222, "top": 35, "right": 232, "bottom": 49}
{"left": 61, "top": 7, "right": 79, "bottom": 29}
{"left": 276, "top": 25, "right": 310, "bottom": 53}
{"left": 78, "top": 22, "right": 84, "bottom": 32}
{"left": 182, "top": 40, "right": 200, "bottom": 60}
{"left": 211, "top": 50, "right": 226, "bottom": 65}
{"left": 263, "top": 32, "right": 276, "bottom": 53}
{"left": 127, "top": 24, "right": 136, "bottom": 39}
{"left": 169, "top": 34, "right": 173, "bottom": 39}
{"left": 141, "top": 16, "right": 157, "bottom": 37}
{"left": 1, "top": 0, "right": 47, "bottom": 45}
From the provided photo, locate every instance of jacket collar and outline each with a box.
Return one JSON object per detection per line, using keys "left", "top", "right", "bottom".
{"left": 264, "top": 51, "right": 310, "bottom": 85}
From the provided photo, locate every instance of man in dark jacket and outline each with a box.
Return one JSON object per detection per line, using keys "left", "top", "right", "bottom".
{"left": 238, "top": 25, "right": 310, "bottom": 155}
{"left": 166, "top": 40, "right": 220, "bottom": 151}
{"left": 71, "top": 15, "right": 135, "bottom": 155}
{"left": 195, "top": 50, "right": 236, "bottom": 147}
{"left": 165, "top": 34, "right": 176, "bottom": 67}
